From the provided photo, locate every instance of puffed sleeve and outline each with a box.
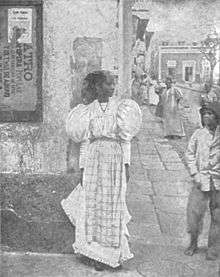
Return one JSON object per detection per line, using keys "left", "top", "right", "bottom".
{"left": 117, "top": 99, "right": 142, "bottom": 164}
{"left": 66, "top": 104, "right": 90, "bottom": 143}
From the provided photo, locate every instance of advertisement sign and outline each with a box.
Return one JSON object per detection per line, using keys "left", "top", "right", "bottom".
{"left": 0, "top": 4, "right": 42, "bottom": 122}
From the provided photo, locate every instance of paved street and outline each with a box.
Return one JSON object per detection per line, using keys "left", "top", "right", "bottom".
{"left": 2, "top": 105, "right": 220, "bottom": 277}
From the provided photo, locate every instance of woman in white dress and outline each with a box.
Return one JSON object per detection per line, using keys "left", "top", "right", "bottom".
{"left": 148, "top": 74, "right": 159, "bottom": 106}
{"left": 62, "top": 70, "right": 142, "bottom": 271}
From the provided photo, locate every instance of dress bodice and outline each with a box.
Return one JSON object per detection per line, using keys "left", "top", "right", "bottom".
{"left": 66, "top": 97, "right": 142, "bottom": 143}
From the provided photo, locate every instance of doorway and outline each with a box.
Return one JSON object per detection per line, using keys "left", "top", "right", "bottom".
{"left": 182, "top": 60, "right": 196, "bottom": 82}
{"left": 184, "top": 66, "right": 193, "bottom": 82}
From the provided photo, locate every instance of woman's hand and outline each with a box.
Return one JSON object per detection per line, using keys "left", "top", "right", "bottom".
{"left": 80, "top": 168, "right": 84, "bottom": 187}
{"left": 125, "top": 164, "right": 130, "bottom": 183}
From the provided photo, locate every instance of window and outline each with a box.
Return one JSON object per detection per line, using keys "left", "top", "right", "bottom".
{"left": 182, "top": 60, "right": 196, "bottom": 83}
{"left": 0, "top": 0, "right": 43, "bottom": 122}
{"left": 185, "top": 66, "right": 193, "bottom": 81}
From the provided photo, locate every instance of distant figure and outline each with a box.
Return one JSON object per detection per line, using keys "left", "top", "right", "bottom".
{"left": 155, "top": 82, "right": 165, "bottom": 119}
{"left": 162, "top": 77, "right": 185, "bottom": 139}
{"left": 184, "top": 102, "right": 220, "bottom": 261}
{"left": 200, "top": 82, "right": 212, "bottom": 106}
{"left": 148, "top": 74, "right": 159, "bottom": 106}
{"left": 142, "top": 74, "right": 149, "bottom": 104}
{"left": 208, "top": 86, "right": 218, "bottom": 102}
{"left": 131, "top": 67, "right": 143, "bottom": 106}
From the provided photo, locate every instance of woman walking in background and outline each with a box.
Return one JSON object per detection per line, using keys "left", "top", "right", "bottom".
{"left": 62, "top": 70, "right": 142, "bottom": 271}
{"left": 162, "top": 77, "right": 185, "bottom": 139}
{"left": 155, "top": 82, "right": 165, "bottom": 120}
{"left": 148, "top": 74, "right": 159, "bottom": 107}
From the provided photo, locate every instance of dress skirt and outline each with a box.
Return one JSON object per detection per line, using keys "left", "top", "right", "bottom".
{"left": 163, "top": 108, "right": 185, "bottom": 137}
{"left": 61, "top": 138, "right": 133, "bottom": 267}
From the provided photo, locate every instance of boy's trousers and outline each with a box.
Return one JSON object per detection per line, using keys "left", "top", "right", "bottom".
{"left": 186, "top": 183, "right": 220, "bottom": 256}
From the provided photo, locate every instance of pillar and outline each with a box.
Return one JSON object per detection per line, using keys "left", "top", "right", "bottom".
{"left": 118, "top": 0, "right": 134, "bottom": 97}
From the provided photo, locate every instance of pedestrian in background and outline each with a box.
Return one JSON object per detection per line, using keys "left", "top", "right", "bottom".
{"left": 148, "top": 73, "right": 159, "bottom": 107}
{"left": 155, "top": 82, "right": 165, "bottom": 120}
{"left": 161, "top": 77, "right": 185, "bottom": 139}
{"left": 131, "top": 66, "right": 144, "bottom": 106}
{"left": 141, "top": 73, "right": 149, "bottom": 105}
{"left": 184, "top": 102, "right": 220, "bottom": 261}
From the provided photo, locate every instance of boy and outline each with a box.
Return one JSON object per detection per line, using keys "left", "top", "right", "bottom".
{"left": 184, "top": 102, "right": 220, "bottom": 261}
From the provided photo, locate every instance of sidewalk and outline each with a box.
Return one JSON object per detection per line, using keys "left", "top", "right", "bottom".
{"left": 2, "top": 105, "right": 219, "bottom": 277}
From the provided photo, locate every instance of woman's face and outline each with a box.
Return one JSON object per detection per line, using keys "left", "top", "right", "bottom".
{"left": 98, "top": 73, "right": 115, "bottom": 98}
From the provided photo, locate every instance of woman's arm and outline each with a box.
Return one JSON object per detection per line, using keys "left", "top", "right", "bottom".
{"left": 121, "top": 141, "right": 131, "bottom": 183}
{"left": 79, "top": 140, "right": 89, "bottom": 186}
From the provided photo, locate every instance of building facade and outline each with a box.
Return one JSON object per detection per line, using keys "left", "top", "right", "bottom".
{"left": 158, "top": 44, "right": 209, "bottom": 83}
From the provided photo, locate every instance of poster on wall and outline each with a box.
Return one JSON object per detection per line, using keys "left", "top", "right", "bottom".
{"left": 0, "top": 4, "right": 42, "bottom": 122}
{"left": 8, "top": 8, "right": 32, "bottom": 44}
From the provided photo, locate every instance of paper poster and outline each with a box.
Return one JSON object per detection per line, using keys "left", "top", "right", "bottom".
{"left": 8, "top": 8, "right": 32, "bottom": 44}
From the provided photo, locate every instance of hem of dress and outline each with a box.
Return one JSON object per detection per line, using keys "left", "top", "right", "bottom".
{"left": 72, "top": 244, "right": 134, "bottom": 268}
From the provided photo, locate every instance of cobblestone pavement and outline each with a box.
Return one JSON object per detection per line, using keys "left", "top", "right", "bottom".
{"left": 2, "top": 105, "right": 220, "bottom": 277}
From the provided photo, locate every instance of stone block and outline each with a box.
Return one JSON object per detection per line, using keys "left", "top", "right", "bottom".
{"left": 153, "top": 196, "right": 188, "bottom": 214}
{"left": 142, "top": 161, "right": 165, "bottom": 170}
{"left": 159, "top": 151, "right": 182, "bottom": 163}
{"left": 128, "top": 179, "right": 153, "bottom": 195}
{"left": 128, "top": 222, "right": 161, "bottom": 241}
{"left": 138, "top": 143, "right": 156, "bottom": 150}
{"left": 127, "top": 197, "right": 158, "bottom": 226}
{"left": 141, "top": 155, "right": 161, "bottom": 164}
{"left": 139, "top": 148, "right": 158, "bottom": 155}
{"left": 130, "top": 168, "right": 145, "bottom": 176}
{"left": 140, "top": 147, "right": 158, "bottom": 156}
{"left": 151, "top": 179, "right": 191, "bottom": 196}
{"left": 187, "top": 260, "right": 220, "bottom": 277}
{"left": 148, "top": 169, "right": 189, "bottom": 182}
{"left": 130, "top": 173, "right": 146, "bottom": 181}
{"left": 157, "top": 212, "right": 187, "bottom": 238}
{"left": 155, "top": 143, "right": 173, "bottom": 151}
{"left": 164, "top": 162, "right": 186, "bottom": 171}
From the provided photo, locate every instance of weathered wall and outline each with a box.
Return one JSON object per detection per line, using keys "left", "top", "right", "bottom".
{"left": 0, "top": 0, "right": 118, "bottom": 174}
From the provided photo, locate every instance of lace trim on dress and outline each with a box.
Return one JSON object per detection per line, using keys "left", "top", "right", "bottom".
{"left": 73, "top": 243, "right": 133, "bottom": 268}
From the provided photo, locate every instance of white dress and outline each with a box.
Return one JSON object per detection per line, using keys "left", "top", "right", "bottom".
{"left": 61, "top": 97, "right": 142, "bottom": 267}
{"left": 148, "top": 79, "right": 159, "bottom": 105}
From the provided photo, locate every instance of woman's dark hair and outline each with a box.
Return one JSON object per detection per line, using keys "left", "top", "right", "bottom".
{"left": 83, "top": 70, "right": 107, "bottom": 101}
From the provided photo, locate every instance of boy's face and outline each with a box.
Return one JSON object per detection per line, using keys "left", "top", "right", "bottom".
{"left": 203, "top": 110, "right": 218, "bottom": 129}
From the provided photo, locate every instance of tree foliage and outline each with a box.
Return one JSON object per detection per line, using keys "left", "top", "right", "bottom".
{"left": 200, "top": 32, "right": 220, "bottom": 84}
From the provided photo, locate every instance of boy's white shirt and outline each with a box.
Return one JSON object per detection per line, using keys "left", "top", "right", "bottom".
{"left": 186, "top": 126, "right": 220, "bottom": 191}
